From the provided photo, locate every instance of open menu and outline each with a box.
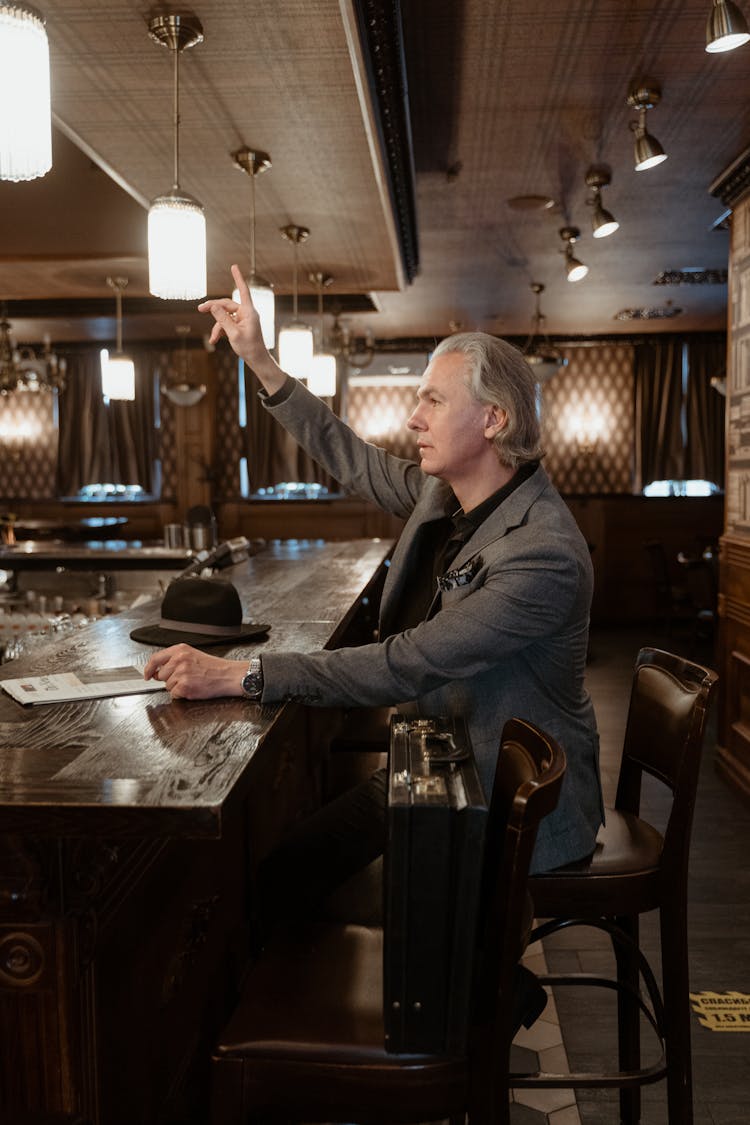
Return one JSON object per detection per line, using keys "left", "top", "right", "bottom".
{"left": 1, "top": 667, "right": 167, "bottom": 706}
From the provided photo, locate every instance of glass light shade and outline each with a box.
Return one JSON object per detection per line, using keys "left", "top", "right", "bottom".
{"left": 148, "top": 191, "right": 207, "bottom": 300}
{"left": 0, "top": 5, "right": 52, "bottom": 181}
{"left": 634, "top": 130, "right": 667, "bottom": 171}
{"left": 100, "top": 349, "right": 135, "bottom": 401}
{"left": 308, "top": 352, "right": 337, "bottom": 397}
{"left": 232, "top": 278, "right": 275, "bottom": 348}
{"left": 592, "top": 205, "right": 619, "bottom": 238}
{"left": 278, "top": 323, "right": 314, "bottom": 379}
{"left": 706, "top": 0, "right": 750, "bottom": 52}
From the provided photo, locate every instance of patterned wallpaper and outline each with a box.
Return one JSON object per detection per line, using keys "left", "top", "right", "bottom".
{"left": 0, "top": 391, "right": 58, "bottom": 499}
{"left": 0, "top": 342, "right": 637, "bottom": 502}
{"left": 541, "top": 343, "right": 635, "bottom": 494}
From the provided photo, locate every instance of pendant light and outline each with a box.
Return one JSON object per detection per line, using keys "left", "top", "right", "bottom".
{"left": 278, "top": 225, "right": 314, "bottom": 378}
{"left": 522, "top": 283, "right": 567, "bottom": 382}
{"left": 308, "top": 271, "right": 337, "bottom": 397}
{"left": 0, "top": 4, "right": 52, "bottom": 181}
{"left": 101, "top": 277, "right": 135, "bottom": 401}
{"left": 147, "top": 13, "right": 206, "bottom": 301}
{"left": 231, "top": 147, "right": 275, "bottom": 349}
{"left": 706, "top": 0, "right": 750, "bottom": 52}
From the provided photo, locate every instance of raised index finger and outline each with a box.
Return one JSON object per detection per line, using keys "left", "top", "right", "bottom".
{"left": 231, "top": 263, "right": 250, "bottom": 305}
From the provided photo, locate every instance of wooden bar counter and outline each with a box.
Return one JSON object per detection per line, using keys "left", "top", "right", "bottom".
{"left": 0, "top": 538, "right": 392, "bottom": 1125}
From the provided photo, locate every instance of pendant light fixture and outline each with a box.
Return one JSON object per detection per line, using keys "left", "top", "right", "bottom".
{"left": 559, "top": 227, "right": 588, "bottom": 282}
{"left": 706, "top": 0, "right": 750, "bottom": 52}
{"left": 627, "top": 81, "right": 667, "bottom": 171}
{"left": 277, "top": 225, "right": 314, "bottom": 379}
{"left": 147, "top": 13, "right": 206, "bottom": 301}
{"left": 231, "top": 147, "right": 275, "bottom": 348}
{"left": 522, "top": 283, "right": 567, "bottom": 382}
{"left": 101, "top": 277, "right": 135, "bottom": 401}
{"left": 585, "top": 166, "right": 619, "bottom": 239}
{"left": 0, "top": 4, "right": 52, "bottom": 181}
{"left": 308, "top": 271, "right": 337, "bottom": 397}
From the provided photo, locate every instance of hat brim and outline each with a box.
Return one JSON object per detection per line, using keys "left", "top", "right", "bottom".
{"left": 130, "top": 620, "right": 270, "bottom": 648}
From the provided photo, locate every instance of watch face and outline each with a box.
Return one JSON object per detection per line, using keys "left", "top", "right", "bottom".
{"left": 242, "top": 669, "right": 263, "bottom": 698}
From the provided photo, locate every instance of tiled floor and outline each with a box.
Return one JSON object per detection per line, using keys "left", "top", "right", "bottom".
{"left": 519, "top": 625, "right": 750, "bottom": 1125}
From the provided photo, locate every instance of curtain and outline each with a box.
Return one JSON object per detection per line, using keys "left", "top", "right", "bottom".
{"left": 633, "top": 336, "right": 686, "bottom": 491}
{"left": 241, "top": 363, "right": 339, "bottom": 493}
{"left": 57, "top": 348, "right": 157, "bottom": 495}
{"left": 685, "top": 333, "right": 726, "bottom": 487}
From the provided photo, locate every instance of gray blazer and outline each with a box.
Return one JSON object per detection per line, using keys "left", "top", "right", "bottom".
{"left": 260, "top": 379, "right": 603, "bottom": 873}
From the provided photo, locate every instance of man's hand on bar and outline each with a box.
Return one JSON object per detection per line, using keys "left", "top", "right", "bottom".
{"left": 144, "top": 644, "right": 246, "bottom": 700}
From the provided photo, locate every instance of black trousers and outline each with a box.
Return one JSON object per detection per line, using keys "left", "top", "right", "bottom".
{"left": 256, "top": 767, "right": 387, "bottom": 929}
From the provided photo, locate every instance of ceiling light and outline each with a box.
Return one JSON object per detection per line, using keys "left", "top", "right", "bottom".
{"left": 706, "top": 0, "right": 750, "bottom": 52}
{"left": 101, "top": 277, "right": 135, "bottom": 401}
{"left": 0, "top": 4, "right": 51, "bottom": 181}
{"left": 559, "top": 226, "right": 588, "bottom": 282}
{"left": 231, "top": 147, "right": 275, "bottom": 349}
{"left": 308, "top": 271, "right": 337, "bottom": 397}
{"left": 627, "top": 81, "right": 667, "bottom": 171}
{"left": 585, "top": 165, "right": 619, "bottom": 238}
{"left": 147, "top": 13, "right": 206, "bottom": 301}
{"left": 278, "top": 225, "right": 314, "bottom": 379}
{"left": 522, "top": 283, "right": 567, "bottom": 382}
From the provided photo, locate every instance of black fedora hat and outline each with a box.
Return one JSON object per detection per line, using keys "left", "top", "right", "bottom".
{"left": 130, "top": 576, "right": 270, "bottom": 648}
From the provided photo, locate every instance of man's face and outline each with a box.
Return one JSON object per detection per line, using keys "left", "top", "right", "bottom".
{"left": 406, "top": 352, "right": 502, "bottom": 486}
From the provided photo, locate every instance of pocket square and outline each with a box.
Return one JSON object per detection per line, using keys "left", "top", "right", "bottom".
{"left": 437, "top": 554, "right": 483, "bottom": 592}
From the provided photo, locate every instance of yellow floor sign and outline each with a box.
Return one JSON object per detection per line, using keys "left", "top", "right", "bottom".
{"left": 690, "top": 991, "right": 750, "bottom": 1030}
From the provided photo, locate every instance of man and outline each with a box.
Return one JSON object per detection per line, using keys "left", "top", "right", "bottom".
{"left": 144, "top": 264, "right": 603, "bottom": 877}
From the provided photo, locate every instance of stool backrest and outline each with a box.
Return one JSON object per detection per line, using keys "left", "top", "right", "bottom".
{"left": 616, "top": 647, "right": 718, "bottom": 873}
{"left": 469, "top": 718, "right": 566, "bottom": 1116}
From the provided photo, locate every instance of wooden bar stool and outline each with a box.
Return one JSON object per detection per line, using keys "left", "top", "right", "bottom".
{"left": 210, "top": 718, "right": 566, "bottom": 1125}
{"left": 515, "top": 647, "right": 718, "bottom": 1125}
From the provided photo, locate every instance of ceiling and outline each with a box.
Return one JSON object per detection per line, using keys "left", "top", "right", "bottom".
{"left": 0, "top": 0, "right": 748, "bottom": 349}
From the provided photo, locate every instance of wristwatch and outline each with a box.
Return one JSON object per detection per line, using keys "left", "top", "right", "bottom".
{"left": 241, "top": 657, "right": 264, "bottom": 700}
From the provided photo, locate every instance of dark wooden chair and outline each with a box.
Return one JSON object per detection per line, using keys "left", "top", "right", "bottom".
{"left": 519, "top": 647, "right": 718, "bottom": 1125}
{"left": 210, "top": 717, "right": 566, "bottom": 1125}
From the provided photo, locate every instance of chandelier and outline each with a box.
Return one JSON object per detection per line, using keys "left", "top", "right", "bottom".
{"left": 328, "top": 310, "right": 374, "bottom": 369}
{"left": 0, "top": 311, "right": 66, "bottom": 394}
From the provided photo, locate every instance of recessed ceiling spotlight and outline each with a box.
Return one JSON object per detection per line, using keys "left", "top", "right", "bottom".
{"left": 506, "top": 195, "right": 556, "bottom": 211}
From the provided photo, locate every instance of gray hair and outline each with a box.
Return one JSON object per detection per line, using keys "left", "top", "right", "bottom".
{"left": 431, "top": 332, "right": 544, "bottom": 469}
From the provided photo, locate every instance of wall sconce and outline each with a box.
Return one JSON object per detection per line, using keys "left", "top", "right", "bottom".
{"left": 0, "top": 4, "right": 52, "bottom": 181}
{"left": 559, "top": 226, "right": 588, "bottom": 282}
{"left": 308, "top": 271, "right": 337, "bottom": 397}
{"left": 147, "top": 12, "right": 207, "bottom": 301}
{"left": 278, "top": 225, "right": 314, "bottom": 378}
{"left": 627, "top": 80, "right": 667, "bottom": 171}
{"left": 231, "top": 146, "right": 275, "bottom": 349}
{"left": 0, "top": 419, "right": 37, "bottom": 461}
{"left": 585, "top": 166, "right": 619, "bottom": 238}
{"left": 569, "top": 408, "right": 606, "bottom": 456}
{"left": 100, "top": 277, "right": 135, "bottom": 401}
{"left": 706, "top": 0, "right": 750, "bottom": 52}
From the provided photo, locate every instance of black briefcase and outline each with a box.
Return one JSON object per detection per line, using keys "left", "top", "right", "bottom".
{"left": 384, "top": 714, "right": 488, "bottom": 1054}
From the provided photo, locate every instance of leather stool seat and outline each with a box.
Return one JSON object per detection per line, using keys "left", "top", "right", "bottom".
{"left": 512, "top": 647, "right": 718, "bottom": 1125}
